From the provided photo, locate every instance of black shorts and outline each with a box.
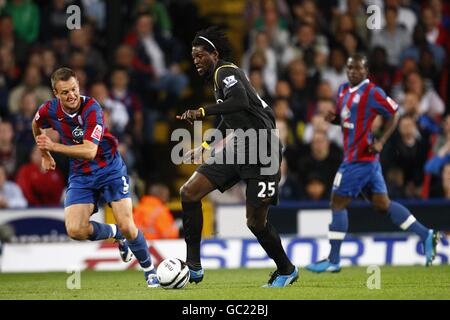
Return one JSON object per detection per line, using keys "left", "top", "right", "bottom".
{"left": 196, "top": 162, "right": 281, "bottom": 207}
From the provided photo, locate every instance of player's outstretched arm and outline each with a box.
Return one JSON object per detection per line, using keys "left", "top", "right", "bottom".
{"left": 36, "top": 134, "right": 98, "bottom": 160}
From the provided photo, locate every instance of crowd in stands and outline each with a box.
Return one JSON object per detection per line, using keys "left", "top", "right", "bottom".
{"left": 0, "top": 0, "right": 449, "bottom": 210}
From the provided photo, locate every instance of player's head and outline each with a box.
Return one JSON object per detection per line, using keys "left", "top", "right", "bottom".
{"left": 346, "top": 53, "right": 369, "bottom": 86}
{"left": 191, "top": 26, "right": 232, "bottom": 78}
{"left": 51, "top": 67, "right": 80, "bottom": 112}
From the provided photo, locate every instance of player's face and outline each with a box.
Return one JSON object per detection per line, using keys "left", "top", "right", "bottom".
{"left": 54, "top": 77, "right": 81, "bottom": 112}
{"left": 192, "top": 46, "right": 217, "bottom": 78}
{"left": 346, "top": 58, "right": 368, "bottom": 86}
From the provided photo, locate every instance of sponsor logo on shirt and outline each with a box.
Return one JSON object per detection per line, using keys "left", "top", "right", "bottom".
{"left": 91, "top": 124, "right": 102, "bottom": 141}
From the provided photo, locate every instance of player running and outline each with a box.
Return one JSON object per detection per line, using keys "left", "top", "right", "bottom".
{"left": 176, "top": 27, "right": 298, "bottom": 288}
{"left": 306, "top": 54, "right": 440, "bottom": 273}
{"left": 32, "top": 67, "right": 158, "bottom": 287}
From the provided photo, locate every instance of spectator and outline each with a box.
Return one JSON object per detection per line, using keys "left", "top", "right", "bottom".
{"left": 242, "top": 31, "right": 278, "bottom": 95}
{"left": 321, "top": 46, "right": 347, "bottom": 95}
{"left": 133, "top": 183, "right": 179, "bottom": 240}
{"left": 429, "top": 162, "right": 450, "bottom": 198}
{"left": 12, "top": 90, "right": 37, "bottom": 151}
{"left": 90, "top": 82, "right": 129, "bottom": 137}
{"left": 124, "top": 13, "right": 187, "bottom": 114}
{"left": 15, "top": 146, "right": 64, "bottom": 206}
{"left": 286, "top": 59, "right": 317, "bottom": 122}
{"left": 133, "top": 0, "right": 173, "bottom": 38}
{"left": 370, "top": 6, "right": 411, "bottom": 67}
{"left": 298, "top": 130, "right": 342, "bottom": 193}
{"left": 248, "top": 67, "right": 271, "bottom": 105}
{"left": 400, "top": 92, "right": 440, "bottom": 136}
{"left": 422, "top": 6, "right": 448, "bottom": 48}
{"left": 303, "top": 100, "right": 343, "bottom": 148}
{"left": 68, "top": 27, "right": 107, "bottom": 81}
{"left": 433, "top": 114, "right": 450, "bottom": 153}
{"left": 303, "top": 173, "right": 329, "bottom": 201}
{"left": 7, "top": 65, "right": 52, "bottom": 115}
{"left": 385, "top": 166, "right": 407, "bottom": 199}
{"left": 279, "top": 156, "right": 301, "bottom": 201}
{"left": 251, "top": 0, "right": 290, "bottom": 55}
{"left": 0, "top": 164, "right": 27, "bottom": 208}
{"left": 425, "top": 128, "right": 450, "bottom": 177}
{"left": 395, "top": 71, "right": 445, "bottom": 118}
{"left": 110, "top": 67, "right": 144, "bottom": 142}
{"left": 400, "top": 24, "right": 446, "bottom": 70}
{"left": 0, "top": 120, "right": 18, "bottom": 178}
{"left": 281, "top": 22, "right": 328, "bottom": 68}
{"left": 0, "top": 14, "right": 29, "bottom": 66}
{"left": 2, "top": 0, "right": 40, "bottom": 44}
{"left": 382, "top": 115, "right": 430, "bottom": 198}
{"left": 368, "top": 46, "right": 394, "bottom": 95}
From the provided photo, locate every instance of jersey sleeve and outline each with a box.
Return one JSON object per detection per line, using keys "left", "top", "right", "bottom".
{"left": 34, "top": 102, "right": 52, "bottom": 129}
{"left": 216, "top": 67, "right": 246, "bottom": 100}
{"left": 370, "top": 86, "right": 398, "bottom": 118}
{"left": 83, "top": 99, "right": 104, "bottom": 145}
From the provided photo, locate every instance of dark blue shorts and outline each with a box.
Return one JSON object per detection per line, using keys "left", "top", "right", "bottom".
{"left": 331, "top": 161, "right": 387, "bottom": 198}
{"left": 64, "top": 158, "right": 130, "bottom": 212}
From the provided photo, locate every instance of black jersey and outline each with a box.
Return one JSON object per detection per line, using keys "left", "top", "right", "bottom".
{"left": 211, "top": 60, "right": 276, "bottom": 131}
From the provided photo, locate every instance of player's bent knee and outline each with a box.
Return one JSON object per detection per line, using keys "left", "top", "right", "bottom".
{"left": 373, "top": 202, "right": 390, "bottom": 214}
{"left": 66, "top": 225, "right": 90, "bottom": 240}
{"left": 118, "top": 223, "right": 138, "bottom": 240}
{"left": 246, "top": 218, "right": 265, "bottom": 234}
{"left": 180, "top": 183, "right": 198, "bottom": 202}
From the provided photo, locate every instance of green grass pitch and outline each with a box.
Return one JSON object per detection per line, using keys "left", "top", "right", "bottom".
{"left": 1, "top": 266, "right": 449, "bottom": 300}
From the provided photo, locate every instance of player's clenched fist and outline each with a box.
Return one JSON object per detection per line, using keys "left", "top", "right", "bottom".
{"left": 176, "top": 108, "right": 204, "bottom": 125}
{"left": 36, "top": 134, "right": 55, "bottom": 152}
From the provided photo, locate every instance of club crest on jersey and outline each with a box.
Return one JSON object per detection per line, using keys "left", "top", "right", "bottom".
{"left": 223, "top": 75, "right": 237, "bottom": 89}
{"left": 353, "top": 94, "right": 360, "bottom": 104}
{"left": 341, "top": 105, "right": 351, "bottom": 120}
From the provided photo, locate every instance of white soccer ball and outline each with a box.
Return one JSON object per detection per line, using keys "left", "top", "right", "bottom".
{"left": 156, "top": 258, "right": 190, "bottom": 289}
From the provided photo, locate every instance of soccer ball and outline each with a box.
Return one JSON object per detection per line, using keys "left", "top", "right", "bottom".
{"left": 156, "top": 258, "right": 190, "bottom": 289}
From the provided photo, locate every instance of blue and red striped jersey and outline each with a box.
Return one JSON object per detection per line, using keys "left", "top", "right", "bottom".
{"left": 336, "top": 79, "right": 398, "bottom": 163}
{"left": 34, "top": 96, "right": 118, "bottom": 175}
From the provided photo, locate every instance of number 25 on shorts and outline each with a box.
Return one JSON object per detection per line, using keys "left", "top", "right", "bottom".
{"left": 258, "top": 181, "right": 275, "bottom": 198}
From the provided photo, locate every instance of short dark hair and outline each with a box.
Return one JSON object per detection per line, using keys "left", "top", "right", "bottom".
{"left": 51, "top": 67, "right": 77, "bottom": 90}
{"left": 192, "top": 26, "right": 232, "bottom": 60}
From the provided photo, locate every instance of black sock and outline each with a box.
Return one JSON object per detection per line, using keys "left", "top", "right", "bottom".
{"left": 250, "top": 222, "right": 294, "bottom": 275}
{"left": 182, "top": 201, "right": 203, "bottom": 270}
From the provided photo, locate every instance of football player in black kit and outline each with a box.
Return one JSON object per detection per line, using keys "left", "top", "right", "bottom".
{"left": 177, "top": 27, "right": 298, "bottom": 287}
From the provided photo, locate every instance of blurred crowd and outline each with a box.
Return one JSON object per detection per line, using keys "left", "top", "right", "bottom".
{"left": 0, "top": 0, "right": 449, "bottom": 210}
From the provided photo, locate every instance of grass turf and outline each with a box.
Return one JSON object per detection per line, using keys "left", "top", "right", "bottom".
{"left": 0, "top": 266, "right": 449, "bottom": 300}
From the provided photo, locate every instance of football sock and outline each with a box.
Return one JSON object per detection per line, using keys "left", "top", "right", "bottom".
{"left": 182, "top": 201, "right": 203, "bottom": 270}
{"left": 388, "top": 201, "right": 429, "bottom": 241}
{"left": 88, "top": 221, "right": 115, "bottom": 241}
{"left": 328, "top": 209, "right": 348, "bottom": 264}
{"left": 128, "top": 229, "right": 153, "bottom": 270}
{"left": 250, "top": 222, "right": 294, "bottom": 275}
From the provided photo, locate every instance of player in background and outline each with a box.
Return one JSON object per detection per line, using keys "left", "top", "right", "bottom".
{"left": 176, "top": 27, "right": 298, "bottom": 287}
{"left": 32, "top": 68, "right": 158, "bottom": 287}
{"left": 306, "top": 54, "right": 440, "bottom": 273}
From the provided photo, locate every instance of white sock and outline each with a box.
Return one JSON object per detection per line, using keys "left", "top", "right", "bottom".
{"left": 109, "top": 224, "right": 117, "bottom": 238}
